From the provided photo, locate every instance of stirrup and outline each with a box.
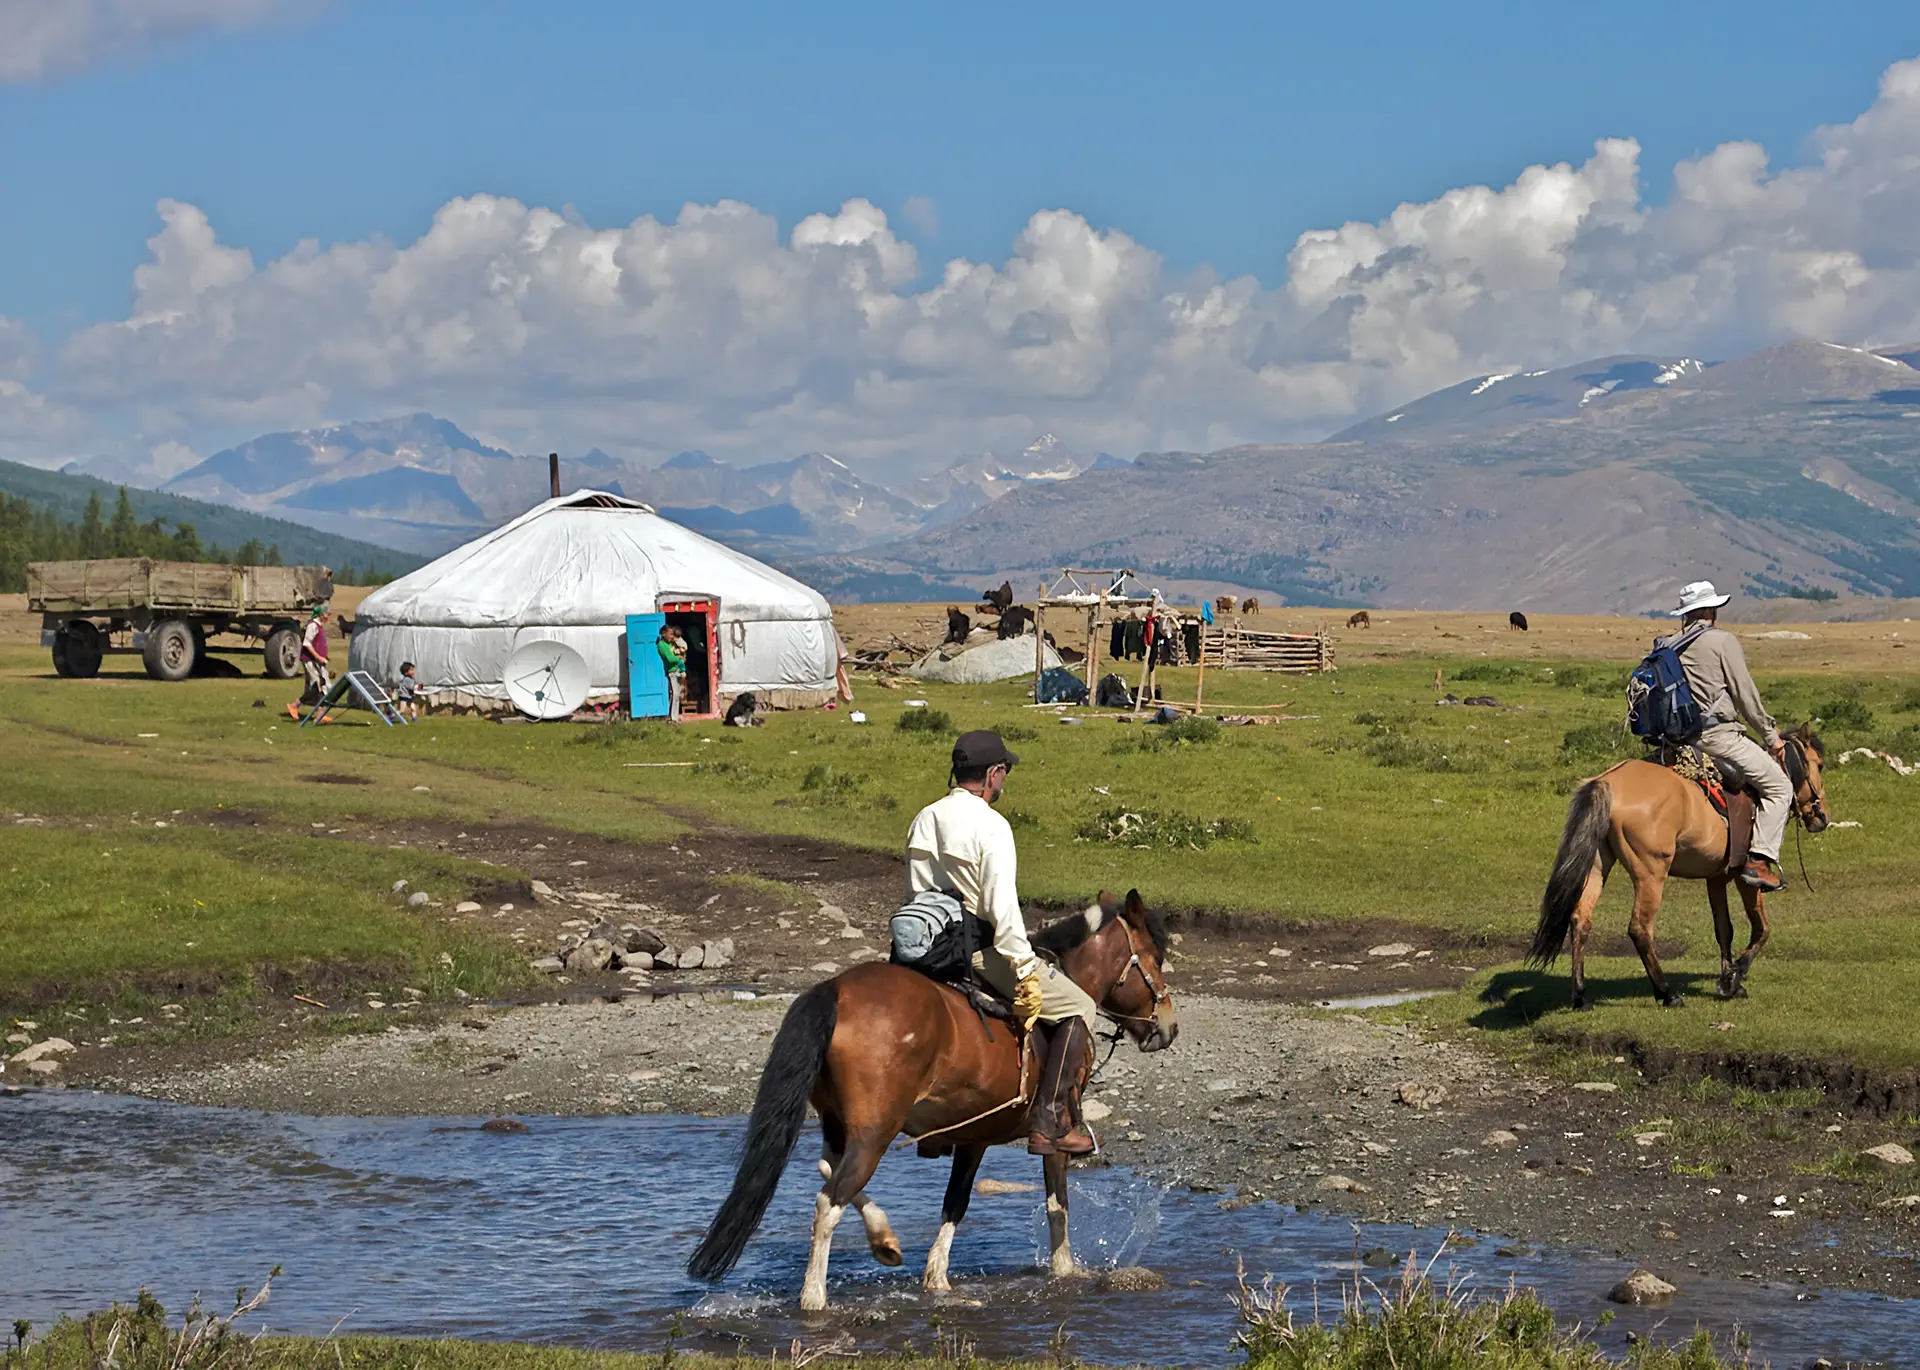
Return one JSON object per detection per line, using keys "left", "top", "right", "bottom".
{"left": 1028, "top": 1126, "right": 1096, "bottom": 1157}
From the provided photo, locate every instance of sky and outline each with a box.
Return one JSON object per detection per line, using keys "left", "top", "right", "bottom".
{"left": 5, "top": 0, "right": 1920, "bottom": 482}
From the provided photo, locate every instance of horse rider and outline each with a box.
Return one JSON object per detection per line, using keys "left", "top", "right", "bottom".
{"left": 1661, "top": 580, "right": 1792, "bottom": 892}
{"left": 905, "top": 730, "right": 1100, "bottom": 1155}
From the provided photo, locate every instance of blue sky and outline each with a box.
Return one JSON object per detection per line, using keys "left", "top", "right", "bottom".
{"left": 6, "top": 1, "right": 1920, "bottom": 477}
{"left": 6, "top": 0, "right": 1919, "bottom": 336}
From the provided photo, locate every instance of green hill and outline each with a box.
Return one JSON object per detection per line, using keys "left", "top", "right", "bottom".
{"left": 0, "top": 459, "right": 422, "bottom": 578}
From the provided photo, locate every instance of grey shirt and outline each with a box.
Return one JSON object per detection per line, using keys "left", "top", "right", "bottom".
{"left": 1655, "top": 624, "right": 1778, "bottom": 747}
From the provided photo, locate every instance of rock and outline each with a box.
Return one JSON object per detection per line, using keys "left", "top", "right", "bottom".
{"left": 809, "top": 962, "right": 841, "bottom": 974}
{"left": 838, "top": 925, "right": 864, "bottom": 939}
{"left": 678, "top": 944, "right": 706, "bottom": 970}
{"left": 391, "top": 880, "right": 408, "bottom": 893}
{"left": 589, "top": 919, "right": 620, "bottom": 942}
{"left": 9, "top": 1037, "right": 75, "bottom": 1065}
{"left": 1607, "top": 1269, "right": 1677, "bottom": 1305}
{"left": 480, "top": 1118, "right": 529, "bottom": 1134}
{"left": 614, "top": 949, "right": 653, "bottom": 972}
{"left": 1367, "top": 943, "right": 1415, "bottom": 958}
{"left": 652, "top": 947, "right": 679, "bottom": 969}
{"left": 1361, "top": 1247, "right": 1397, "bottom": 1268}
{"left": 1096, "top": 1267, "right": 1168, "bottom": 1293}
{"left": 455, "top": 901, "right": 483, "bottom": 913}
{"left": 530, "top": 956, "right": 565, "bottom": 975}
{"left": 1265, "top": 947, "right": 1292, "bottom": 958}
{"left": 974, "top": 1177, "right": 1038, "bottom": 1195}
{"left": 4, "top": 1033, "right": 27, "bottom": 1046}
{"left": 1480, "top": 1129, "right": 1520, "bottom": 1149}
{"left": 1082, "top": 1099, "right": 1113, "bottom": 1123}
{"left": 622, "top": 926, "right": 667, "bottom": 955}
{"left": 530, "top": 879, "right": 557, "bottom": 904}
{"left": 565, "top": 938, "right": 615, "bottom": 973}
{"left": 701, "top": 941, "right": 732, "bottom": 970}
{"left": 1879, "top": 1194, "right": 1920, "bottom": 1209}
{"left": 1864, "top": 1142, "right": 1915, "bottom": 1169}
{"left": 1360, "top": 1140, "right": 1391, "bottom": 1156}
{"left": 1572, "top": 1081, "right": 1618, "bottom": 1093}
{"left": 25, "top": 1059, "right": 60, "bottom": 1076}
{"left": 1396, "top": 1081, "right": 1448, "bottom": 1110}
{"left": 817, "top": 904, "right": 847, "bottom": 922}
{"left": 626, "top": 1069, "right": 662, "bottom": 1083}
{"left": 1316, "top": 1174, "right": 1368, "bottom": 1193}
{"left": 1205, "top": 1078, "right": 1240, "bottom": 1093}
{"left": 1634, "top": 1131, "right": 1670, "bottom": 1148}
{"left": 406, "top": 891, "right": 431, "bottom": 907}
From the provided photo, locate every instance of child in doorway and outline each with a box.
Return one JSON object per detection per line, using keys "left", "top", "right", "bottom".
{"left": 657, "top": 624, "right": 686, "bottom": 722}
{"left": 394, "top": 661, "right": 420, "bottom": 721}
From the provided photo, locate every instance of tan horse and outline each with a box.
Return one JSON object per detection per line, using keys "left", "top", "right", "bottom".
{"left": 1529, "top": 727, "right": 1828, "bottom": 1008}
{"left": 687, "top": 890, "right": 1177, "bottom": 1308}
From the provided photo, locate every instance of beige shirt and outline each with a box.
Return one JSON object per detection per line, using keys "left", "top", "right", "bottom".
{"left": 905, "top": 787, "right": 1039, "bottom": 981}
{"left": 1657, "top": 624, "right": 1778, "bottom": 747}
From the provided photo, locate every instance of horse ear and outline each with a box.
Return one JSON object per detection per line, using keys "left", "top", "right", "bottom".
{"left": 1122, "top": 888, "right": 1147, "bottom": 928}
{"left": 1097, "top": 889, "right": 1117, "bottom": 915}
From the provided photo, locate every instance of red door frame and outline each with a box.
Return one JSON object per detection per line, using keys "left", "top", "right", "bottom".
{"left": 660, "top": 599, "right": 719, "bottom": 720}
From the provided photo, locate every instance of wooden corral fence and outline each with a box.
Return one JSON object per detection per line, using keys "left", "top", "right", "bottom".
{"left": 1200, "top": 623, "right": 1335, "bottom": 673}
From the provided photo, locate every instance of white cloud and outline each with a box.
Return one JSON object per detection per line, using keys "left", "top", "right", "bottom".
{"left": 36, "top": 54, "right": 1920, "bottom": 469}
{"left": 901, "top": 195, "right": 941, "bottom": 239}
{"left": 0, "top": 0, "right": 302, "bottom": 83}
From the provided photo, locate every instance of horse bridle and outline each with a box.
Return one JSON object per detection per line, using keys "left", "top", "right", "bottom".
{"left": 1781, "top": 733, "right": 1826, "bottom": 892}
{"left": 1090, "top": 926, "right": 1174, "bottom": 1070}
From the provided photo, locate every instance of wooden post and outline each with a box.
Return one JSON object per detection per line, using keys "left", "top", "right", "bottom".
{"left": 1085, "top": 600, "right": 1100, "bottom": 702}
{"left": 1033, "top": 580, "right": 1046, "bottom": 699}
{"left": 1131, "top": 608, "right": 1155, "bottom": 718}
{"left": 1194, "top": 614, "right": 1208, "bottom": 714}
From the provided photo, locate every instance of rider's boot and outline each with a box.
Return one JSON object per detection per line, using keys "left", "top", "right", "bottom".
{"left": 1027, "top": 1017, "right": 1096, "bottom": 1156}
{"left": 1737, "top": 856, "right": 1786, "bottom": 892}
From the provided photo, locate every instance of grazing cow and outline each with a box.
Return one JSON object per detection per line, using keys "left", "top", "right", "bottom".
{"left": 1214, "top": 595, "right": 1237, "bottom": 615}
{"left": 1348, "top": 610, "right": 1371, "bottom": 629}
{"left": 981, "top": 581, "right": 1014, "bottom": 613}
{"left": 997, "top": 605, "right": 1034, "bottom": 639}
{"left": 1509, "top": 611, "right": 1529, "bottom": 632}
{"left": 1243, "top": 597, "right": 1259, "bottom": 616}
{"left": 945, "top": 607, "right": 970, "bottom": 645}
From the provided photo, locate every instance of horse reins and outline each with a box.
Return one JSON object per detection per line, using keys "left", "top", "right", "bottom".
{"left": 1783, "top": 734, "right": 1821, "bottom": 895}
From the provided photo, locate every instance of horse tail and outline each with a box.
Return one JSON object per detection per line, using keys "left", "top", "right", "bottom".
{"left": 687, "top": 980, "right": 837, "bottom": 1281}
{"left": 1530, "top": 779, "right": 1611, "bottom": 967}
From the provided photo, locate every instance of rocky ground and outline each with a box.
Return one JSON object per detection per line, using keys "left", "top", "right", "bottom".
{"left": 13, "top": 810, "right": 1920, "bottom": 1309}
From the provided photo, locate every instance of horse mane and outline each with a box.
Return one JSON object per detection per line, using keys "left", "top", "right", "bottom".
{"left": 1032, "top": 899, "right": 1170, "bottom": 960}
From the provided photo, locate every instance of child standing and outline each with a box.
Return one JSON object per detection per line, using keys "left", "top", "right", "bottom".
{"left": 394, "top": 661, "right": 420, "bottom": 721}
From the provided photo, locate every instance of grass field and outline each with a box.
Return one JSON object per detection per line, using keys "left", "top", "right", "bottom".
{"left": 3, "top": 602, "right": 1918, "bottom": 1079}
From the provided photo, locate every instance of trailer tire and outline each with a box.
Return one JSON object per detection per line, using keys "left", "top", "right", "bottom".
{"left": 264, "top": 625, "right": 301, "bottom": 679}
{"left": 143, "top": 618, "right": 197, "bottom": 681}
{"left": 58, "top": 621, "right": 104, "bottom": 678}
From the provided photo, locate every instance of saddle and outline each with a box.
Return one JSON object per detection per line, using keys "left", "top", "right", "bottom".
{"left": 1658, "top": 743, "right": 1756, "bottom": 874}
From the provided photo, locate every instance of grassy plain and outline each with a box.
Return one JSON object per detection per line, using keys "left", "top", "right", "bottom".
{"left": 3, "top": 600, "right": 1918, "bottom": 1080}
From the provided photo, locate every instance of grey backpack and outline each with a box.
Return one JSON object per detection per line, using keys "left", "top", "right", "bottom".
{"left": 890, "top": 890, "right": 989, "bottom": 981}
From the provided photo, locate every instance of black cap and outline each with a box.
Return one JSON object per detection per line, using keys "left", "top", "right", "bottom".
{"left": 952, "top": 729, "right": 1019, "bottom": 773}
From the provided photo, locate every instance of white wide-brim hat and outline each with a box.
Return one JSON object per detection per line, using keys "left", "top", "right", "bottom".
{"left": 1672, "top": 580, "right": 1732, "bottom": 616}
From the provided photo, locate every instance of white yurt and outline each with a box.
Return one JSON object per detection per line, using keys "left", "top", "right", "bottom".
{"left": 348, "top": 491, "right": 838, "bottom": 713}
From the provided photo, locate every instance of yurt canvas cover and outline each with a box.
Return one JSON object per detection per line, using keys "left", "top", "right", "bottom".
{"left": 349, "top": 492, "right": 836, "bottom": 708}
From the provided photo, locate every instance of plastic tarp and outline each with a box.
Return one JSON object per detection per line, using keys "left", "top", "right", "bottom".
{"left": 349, "top": 491, "right": 837, "bottom": 702}
{"left": 908, "top": 634, "right": 1062, "bottom": 684}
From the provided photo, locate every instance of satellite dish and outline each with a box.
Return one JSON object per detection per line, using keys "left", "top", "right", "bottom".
{"left": 504, "top": 640, "right": 591, "bottom": 720}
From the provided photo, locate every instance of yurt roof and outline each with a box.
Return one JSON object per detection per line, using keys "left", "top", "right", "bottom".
{"left": 356, "top": 491, "right": 831, "bottom": 629}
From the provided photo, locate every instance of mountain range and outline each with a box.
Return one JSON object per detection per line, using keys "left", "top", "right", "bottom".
{"left": 157, "top": 418, "right": 1117, "bottom": 558}
{"left": 821, "top": 340, "right": 1920, "bottom": 613}
{"left": 35, "top": 336, "right": 1920, "bottom": 612}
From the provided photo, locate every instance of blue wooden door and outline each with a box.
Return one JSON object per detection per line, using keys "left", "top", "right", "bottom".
{"left": 626, "top": 613, "right": 670, "bottom": 718}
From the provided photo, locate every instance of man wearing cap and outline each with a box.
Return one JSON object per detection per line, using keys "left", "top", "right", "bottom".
{"left": 905, "top": 730, "right": 1100, "bottom": 1155}
{"left": 1659, "top": 580, "right": 1792, "bottom": 892}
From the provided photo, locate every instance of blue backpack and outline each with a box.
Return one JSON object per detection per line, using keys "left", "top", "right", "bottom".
{"left": 1626, "top": 625, "right": 1707, "bottom": 743}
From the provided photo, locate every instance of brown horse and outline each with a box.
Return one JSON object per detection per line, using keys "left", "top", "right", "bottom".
{"left": 1347, "top": 610, "right": 1371, "bottom": 629}
{"left": 687, "top": 890, "right": 1178, "bottom": 1309}
{"left": 1529, "top": 727, "right": 1829, "bottom": 1008}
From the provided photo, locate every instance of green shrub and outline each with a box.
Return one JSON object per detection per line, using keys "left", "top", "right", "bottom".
{"left": 570, "top": 720, "right": 661, "bottom": 747}
{"left": 1163, "top": 714, "right": 1221, "bottom": 746}
{"left": 895, "top": 707, "right": 954, "bottom": 735}
{"left": 1560, "top": 722, "right": 1633, "bottom": 761}
{"left": 799, "top": 764, "right": 862, "bottom": 798}
{"left": 1814, "top": 695, "right": 1876, "bottom": 733}
{"left": 1450, "top": 663, "right": 1541, "bottom": 684}
{"left": 1076, "top": 806, "right": 1252, "bottom": 848}
{"left": 1884, "top": 725, "right": 1920, "bottom": 759}
{"left": 997, "top": 722, "right": 1039, "bottom": 742}
{"left": 1896, "top": 684, "right": 1920, "bottom": 713}
{"left": 1365, "top": 731, "right": 1478, "bottom": 772}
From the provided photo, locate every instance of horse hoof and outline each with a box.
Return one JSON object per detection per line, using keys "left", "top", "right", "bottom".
{"left": 1571, "top": 998, "right": 1594, "bottom": 1013}
{"left": 1660, "top": 994, "right": 1686, "bottom": 1009}
{"left": 872, "top": 1239, "right": 904, "bottom": 1268}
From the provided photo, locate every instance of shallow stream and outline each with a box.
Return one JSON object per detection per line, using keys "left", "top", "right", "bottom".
{"left": 0, "top": 1091, "right": 1910, "bottom": 1365}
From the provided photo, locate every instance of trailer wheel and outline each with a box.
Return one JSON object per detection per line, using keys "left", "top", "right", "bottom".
{"left": 58, "top": 621, "right": 104, "bottom": 678}
{"left": 142, "top": 618, "right": 197, "bottom": 681}
{"left": 264, "top": 625, "right": 300, "bottom": 679}
{"left": 51, "top": 635, "right": 74, "bottom": 677}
